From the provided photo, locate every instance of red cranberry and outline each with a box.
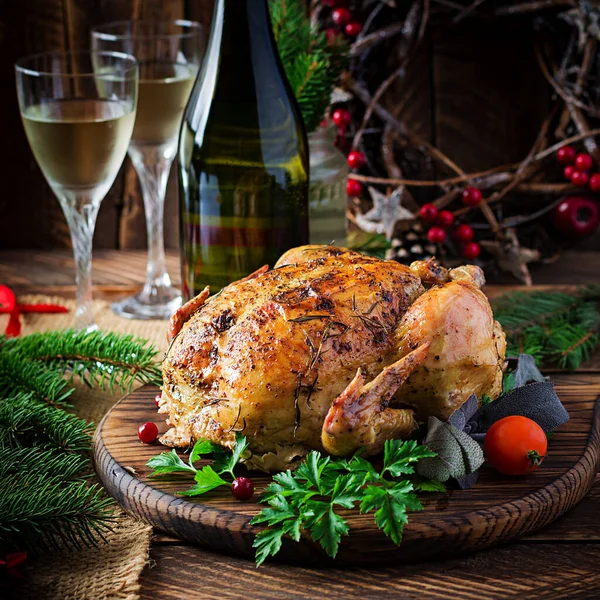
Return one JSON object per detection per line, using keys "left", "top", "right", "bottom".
{"left": 571, "top": 170, "right": 590, "bottom": 187}
{"left": 575, "top": 153, "right": 593, "bottom": 172}
{"left": 231, "top": 477, "right": 255, "bottom": 501}
{"left": 436, "top": 210, "right": 454, "bottom": 228}
{"left": 138, "top": 422, "right": 158, "bottom": 444}
{"left": 154, "top": 393, "right": 162, "bottom": 408}
{"left": 427, "top": 227, "right": 446, "bottom": 244}
{"left": 556, "top": 145, "right": 576, "bottom": 165}
{"left": 463, "top": 242, "right": 481, "bottom": 260}
{"left": 346, "top": 178, "right": 362, "bottom": 197}
{"left": 553, "top": 196, "right": 599, "bottom": 237}
{"left": 419, "top": 203, "right": 438, "bottom": 223}
{"left": 462, "top": 187, "right": 483, "bottom": 206}
{"left": 345, "top": 21, "right": 363, "bottom": 37}
{"left": 564, "top": 165, "right": 575, "bottom": 180}
{"left": 331, "top": 7, "right": 352, "bottom": 26}
{"left": 347, "top": 150, "right": 366, "bottom": 170}
{"left": 454, "top": 224, "right": 474, "bottom": 243}
{"left": 589, "top": 173, "right": 600, "bottom": 193}
{"left": 332, "top": 108, "right": 351, "bottom": 128}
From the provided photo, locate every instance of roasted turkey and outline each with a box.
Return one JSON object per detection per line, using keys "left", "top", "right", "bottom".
{"left": 160, "top": 245, "right": 506, "bottom": 470}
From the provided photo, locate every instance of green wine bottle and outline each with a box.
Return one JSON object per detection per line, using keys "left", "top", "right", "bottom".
{"left": 178, "top": 0, "right": 309, "bottom": 298}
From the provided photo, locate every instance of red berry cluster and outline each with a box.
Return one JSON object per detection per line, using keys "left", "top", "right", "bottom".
{"left": 345, "top": 150, "right": 366, "bottom": 198}
{"left": 323, "top": 1, "right": 363, "bottom": 40}
{"left": 418, "top": 203, "right": 480, "bottom": 259}
{"left": 557, "top": 146, "right": 600, "bottom": 192}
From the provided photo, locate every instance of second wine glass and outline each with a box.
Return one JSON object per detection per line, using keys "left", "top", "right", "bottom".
{"left": 91, "top": 20, "right": 204, "bottom": 320}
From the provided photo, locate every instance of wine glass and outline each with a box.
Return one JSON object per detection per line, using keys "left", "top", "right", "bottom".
{"left": 15, "top": 51, "right": 138, "bottom": 332}
{"left": 91, "top": 20, "right": 204, "bottom": 320}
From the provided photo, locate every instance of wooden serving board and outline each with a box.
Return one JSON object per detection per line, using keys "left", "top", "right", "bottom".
{"left": 93, "top": 375, "right": 600, "bottom": 566}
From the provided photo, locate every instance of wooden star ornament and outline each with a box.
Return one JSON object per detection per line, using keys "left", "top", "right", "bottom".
{"left": 354, "top": 186, "right": 415, "bottom": 240}
{"left": 480, "top": 229, "right": 540, "bottom": 286}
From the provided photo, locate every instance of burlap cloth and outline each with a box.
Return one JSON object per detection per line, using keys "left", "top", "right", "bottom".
{"left": 3, "top": 295, "right": 170, "bottom": 600}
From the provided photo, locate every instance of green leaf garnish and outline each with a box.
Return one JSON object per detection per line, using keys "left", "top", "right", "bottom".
{"left": 251, "top": 440, "right": 442, "bottom": 565}
{"left": 147, "top": 449, "right": 196, "bottom": 475}
{"left": 178, "top": 466, "right": 228, "bottom": 497}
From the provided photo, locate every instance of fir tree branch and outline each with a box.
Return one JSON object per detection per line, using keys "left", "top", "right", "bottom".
{"left": 10, "top": 330, "right": 162, "bottom": 392}
{"left": 0, "top": 329, "right": 162, "bottom": 554}
{"left": 270, "top": 0, "right": 349, "bottom": 132}
{"left": 0, "top": 446, "right": 88, "bottom": 480}
{"left": 0, "top": 392, "right": 93, "bottom": 453}
{"left": 493, "top": 286, "right": 600, "bottom": 369}
{"left": 0, "top": 475, "right": 114, "bottom": 554}
{"left": 0, "top": 351, "right": 74, "bottom": 407}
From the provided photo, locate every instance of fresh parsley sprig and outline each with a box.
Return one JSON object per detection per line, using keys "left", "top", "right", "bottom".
{"left": 250, "top": 439, "right": 440, "bottom": 566}
{"left": 146, "top": 433, "right": 249, "bottom": 496}
{"left": 146, "top": 436, "right": 443, "bottom": 566}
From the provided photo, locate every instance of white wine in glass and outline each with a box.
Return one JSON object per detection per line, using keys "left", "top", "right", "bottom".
{"left": 91, "top": 21, "right": 204, "bottom": 320}
{"left": 16, "top": 51, "right": 138, "bottom": 331}
{"left": 22, "top": 99, "right": 135, "bottom": 197}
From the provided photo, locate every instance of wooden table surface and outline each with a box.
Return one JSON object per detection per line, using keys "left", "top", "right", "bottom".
{"left": 2, "top": 249, "right": 600, "bottom": 599}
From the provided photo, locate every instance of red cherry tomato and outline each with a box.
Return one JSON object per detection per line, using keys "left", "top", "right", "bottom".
{"left": 138, "top": 422, "right": 158, "bottom": 444}
{"left": 419, "top": 203, "right": 438, "bottom": 223}
{"left": 484, "top": 416, "right": 547, "bottom": 476}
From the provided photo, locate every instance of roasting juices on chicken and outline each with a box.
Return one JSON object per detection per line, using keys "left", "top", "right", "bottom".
{"left": 160, "top": 246, "right": 506, "bottom": 470}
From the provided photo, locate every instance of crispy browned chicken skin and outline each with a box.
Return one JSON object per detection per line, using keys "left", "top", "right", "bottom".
{"left": 160, "top": 246, "right": 506, "bottom": 469}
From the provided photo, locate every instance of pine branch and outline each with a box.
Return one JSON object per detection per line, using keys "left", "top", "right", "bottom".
{"left": 493, "top": 286, "right": 600, "bottom": 369}
{"left": 11, "top": 329, "right": 162, "bottom": 392}
{"left": 0, "top": 475, "right": 114, "bottom": 554}
{"left": 0, "top": 392, "right": 93, "bottom": 453}
{"left": 0, "top": 351, "right": 74, "bottom": 407}
{"left": 0, "top": 446, "right": 88, "bottom": 480}
{"left": 270, "top": 0, "right": 349, "bottom": 132}
{"left": 0, "top": 329, "right": 162, "bottom": 554}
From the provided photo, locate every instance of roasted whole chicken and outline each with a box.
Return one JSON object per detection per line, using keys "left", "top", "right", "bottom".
{"left": 160, "top": 246, "right": 506, "bottom": 470}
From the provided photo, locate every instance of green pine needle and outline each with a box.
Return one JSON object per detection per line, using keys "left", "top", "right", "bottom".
{"left": 0, "top": 475, "right": 114, "bottom": 554}
{"left": 492, "top": 286, "right": 600, "bottom": 369}
{"left": 270, "top": 0, "right": 349, "bottom": 132}
{"left": 11, "top": 329, "right": 162, "bottom": 392}
{"left": 0, "top": 392, "right": 93, "bottom": 453}
{"left": 0, "top": 351, "right": 74, "bottom": 407}
{"left": 0, "top": 446, "right": 88, "bottom": 480}
{"left": 0, "top": 328, "right": 162, "bottom": 554}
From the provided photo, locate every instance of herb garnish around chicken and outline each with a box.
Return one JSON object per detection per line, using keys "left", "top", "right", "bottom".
{"left": 147, "top": 437, "right": 443, "bottom": 566}
{"left": 251, "top": 440, "right": 440, "bottom": 565}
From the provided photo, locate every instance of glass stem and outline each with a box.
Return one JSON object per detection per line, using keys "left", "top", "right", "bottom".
{"left": 60, "top": 195, "right": 101, "bottom": 332}
{"left": 129, "top": 146, "right": 174, "bottom": 299}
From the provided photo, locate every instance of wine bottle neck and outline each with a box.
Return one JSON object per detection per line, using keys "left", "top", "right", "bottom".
{"left": 219, "top": 0, "right": 277, "bottom": 62}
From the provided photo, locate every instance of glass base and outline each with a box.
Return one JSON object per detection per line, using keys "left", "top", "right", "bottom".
{"left": 112, "top": 287, "right": 182, "bottom": 321}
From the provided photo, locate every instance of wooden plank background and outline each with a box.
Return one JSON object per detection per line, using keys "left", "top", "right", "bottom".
{"left": 1, "top": 1, "right": 599, "bottom": 252}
